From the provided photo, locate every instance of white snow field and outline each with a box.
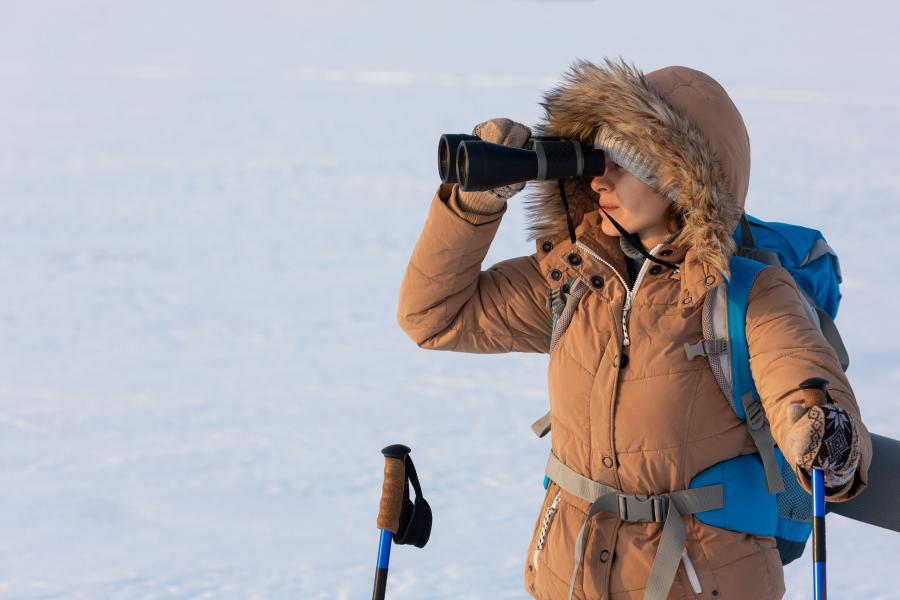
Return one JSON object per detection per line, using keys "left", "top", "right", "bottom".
{"left": 1, "top": 1, "right": 898, "bottom": 598}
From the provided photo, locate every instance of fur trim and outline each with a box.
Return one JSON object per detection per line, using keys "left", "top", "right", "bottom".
{"left": 524, "top": 58, "right": 745, "bottom": 277}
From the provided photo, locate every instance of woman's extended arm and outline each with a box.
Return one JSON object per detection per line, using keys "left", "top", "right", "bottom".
{"left": 746, "top": 266, "right": 872, "bottom": 501}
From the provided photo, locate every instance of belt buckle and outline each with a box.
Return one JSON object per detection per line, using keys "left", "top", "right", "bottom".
{"left": 617, "top": 494, "right": 668, "bottom": 523}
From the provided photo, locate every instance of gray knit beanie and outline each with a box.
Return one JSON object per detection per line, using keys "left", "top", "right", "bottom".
{"left": 593, "top": 128, "right": 668, "bottom": 199}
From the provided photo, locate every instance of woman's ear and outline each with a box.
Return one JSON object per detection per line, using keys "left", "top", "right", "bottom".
{"left": 665, "top": 203, "right": 685, "bottom": 234}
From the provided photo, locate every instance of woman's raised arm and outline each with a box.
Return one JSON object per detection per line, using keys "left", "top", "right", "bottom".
{"left": 397, "top": 183, "right": 551, "bottom": 354}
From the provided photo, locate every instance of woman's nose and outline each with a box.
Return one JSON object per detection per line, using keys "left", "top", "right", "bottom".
{"left": 590, "top": 173, "right": 613, "bottom": 194}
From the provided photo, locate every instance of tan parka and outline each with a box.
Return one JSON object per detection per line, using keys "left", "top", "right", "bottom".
{"left": 397, "top": 60, "right": 871, "bottom": 600}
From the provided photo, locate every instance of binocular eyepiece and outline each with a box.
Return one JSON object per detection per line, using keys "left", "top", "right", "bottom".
{"left": 438, "top": 133, "right": 606, "bottom": 192}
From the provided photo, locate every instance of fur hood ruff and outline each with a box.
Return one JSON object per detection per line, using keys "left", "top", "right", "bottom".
{"left": 525, "top": 58, "right": 752, "bottom": 277}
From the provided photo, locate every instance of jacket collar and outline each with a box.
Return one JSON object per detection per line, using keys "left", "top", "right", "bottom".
{"left": 542, "top": 210, "right": 723, "bottom": 307}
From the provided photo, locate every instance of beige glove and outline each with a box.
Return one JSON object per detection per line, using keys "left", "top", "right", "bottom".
{"left": 457, "top": 118, "right": 531, "bottom": 215}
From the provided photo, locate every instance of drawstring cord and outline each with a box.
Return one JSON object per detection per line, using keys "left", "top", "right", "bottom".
{"left": 558, "top": 178, "right": 578, "bottom": 245}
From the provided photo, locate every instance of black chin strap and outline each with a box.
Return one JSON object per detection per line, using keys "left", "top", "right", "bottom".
{"left": 561, "top": 177, "right": 680, "bottom": 271}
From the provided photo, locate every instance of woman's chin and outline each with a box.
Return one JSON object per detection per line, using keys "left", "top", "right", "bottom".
{"left": 599, "top": 222, "right": 621, "bottom": 238}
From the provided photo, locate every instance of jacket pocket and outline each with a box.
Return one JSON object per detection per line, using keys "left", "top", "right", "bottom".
{"left": 690, "top": 519, "right": 785, "bottom": 599}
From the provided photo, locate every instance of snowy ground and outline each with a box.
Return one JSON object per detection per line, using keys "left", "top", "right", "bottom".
{"left": 1, "top": 1, "right": 898, "bottom": 598}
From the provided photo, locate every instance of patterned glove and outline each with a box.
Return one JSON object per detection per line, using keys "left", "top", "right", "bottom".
{"left": 457, "top": 118, "right": 531, "bottom": 214}
{"left": 785, "top": 402, "right": 861, "bottom": 489}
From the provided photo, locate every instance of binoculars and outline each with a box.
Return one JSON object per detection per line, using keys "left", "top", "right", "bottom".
{"left": 438, "top": 133, "right": 606, "bottom": 192}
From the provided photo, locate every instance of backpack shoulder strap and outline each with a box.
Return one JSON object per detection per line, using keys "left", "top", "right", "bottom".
{"left": 533, "top": 279, "right": 585, "bottom": 439}
{"left": 727, "top": 256, "right": 785, "bottom": 494}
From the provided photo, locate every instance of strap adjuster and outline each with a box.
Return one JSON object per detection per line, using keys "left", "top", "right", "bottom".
{"left": 617, "top": 494, "right": 669, "bottom": 523}
{"left": 683, "top": 338, "right": 727, "bottom": 361}
{"left": 745, "top": 400, "right": 765, "bottom": 431}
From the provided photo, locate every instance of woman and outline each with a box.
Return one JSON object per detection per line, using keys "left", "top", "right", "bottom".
{"left": 397, "top": 58, "right": 871, "bottom": 600}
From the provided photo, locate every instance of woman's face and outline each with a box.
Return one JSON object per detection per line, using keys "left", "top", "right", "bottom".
{"left": 588, "top": 160, "right": 673, "bottom": 248}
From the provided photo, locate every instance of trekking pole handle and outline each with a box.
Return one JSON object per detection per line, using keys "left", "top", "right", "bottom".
{"left": 378, "top": 444, "right": 411, "bottom": 532}
{"left": 373, "top": 444, "right": 411, "bottom": 600}
{"left": 799, "top": 376, "right": 831, "bottom": 408}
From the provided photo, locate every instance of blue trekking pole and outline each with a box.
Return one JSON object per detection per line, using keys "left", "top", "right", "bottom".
{"left": 800, "top": 377, "right": 830, "bottom": 600}
{"left": 372, "top": 444, "right": 432, "bottom": 600}
{"left": 812, "top": 466, "right": 827, "bottom": 600}
{"left": 373, "top": 444, "right": 407, "bottom": 600}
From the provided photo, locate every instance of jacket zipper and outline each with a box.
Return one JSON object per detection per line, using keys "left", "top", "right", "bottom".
{"left": 531, "top": 491, "right": 561, "bottom": 571}
{"left": 574, "top": 240, "right": 666, "bottom": 347}
{"left": 682, "top": 549, "right": 703, "bottom": 594}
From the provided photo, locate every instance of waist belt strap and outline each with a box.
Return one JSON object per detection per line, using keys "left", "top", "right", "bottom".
{"left": 545, "top": 453, "right": 724, "bottom": 600}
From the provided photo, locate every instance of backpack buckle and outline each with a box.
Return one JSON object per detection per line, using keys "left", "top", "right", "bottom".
{"left": 617, "top": 494, "right": 669, "bottom": 523}
{"left": 684, "top": 339, "right": 727, "bottom": 361}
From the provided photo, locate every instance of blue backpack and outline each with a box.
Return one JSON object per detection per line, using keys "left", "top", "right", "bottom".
{"left": 686, "top": 214, "right": 846, "bottom": 564}
{"left": 535, "top": 214, "right": 847, "bottom": 565}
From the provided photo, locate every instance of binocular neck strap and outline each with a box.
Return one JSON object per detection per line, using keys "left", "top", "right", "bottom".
{"left": 557, "top": 179, "right": 578, "bottom": 245}
{"left": 568, "top": 178, "right": 679, "bottom": 271}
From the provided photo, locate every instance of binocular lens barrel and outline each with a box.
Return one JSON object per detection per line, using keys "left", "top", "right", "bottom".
{"left": 457, "top": 141, "right": 537, "bottom": 191}
{"left": 438, "top": 134, "right": 479, "bottom": 183}
{"left": 451, "top": 139, "right": 606, "bottom": 192}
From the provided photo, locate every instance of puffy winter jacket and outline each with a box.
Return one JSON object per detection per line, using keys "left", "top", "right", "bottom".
{"left": 397, "top": 59, "right": 871, "bottom": 600}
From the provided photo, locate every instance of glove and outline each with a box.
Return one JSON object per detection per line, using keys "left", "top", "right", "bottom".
{"left": 785, "top": 402, "right": 861, "bottom": 489}
{"left": 456, "top": 118, "right": 532, "bottom": 215}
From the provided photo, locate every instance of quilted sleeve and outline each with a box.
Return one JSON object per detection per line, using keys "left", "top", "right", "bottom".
{"left": 396, "top": 183, "right": 551, "bottom": 354}
{"left": 745, "top": 266, "right": 872, "bottom": 501}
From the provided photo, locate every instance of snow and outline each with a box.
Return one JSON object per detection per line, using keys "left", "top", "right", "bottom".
{"left": 0, "top": 1, "right": 897, "bottom": 598}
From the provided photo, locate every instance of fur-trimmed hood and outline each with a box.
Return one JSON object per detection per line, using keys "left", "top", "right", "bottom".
{"left": 525, "top": 58, "right": 751, "bottom": 277}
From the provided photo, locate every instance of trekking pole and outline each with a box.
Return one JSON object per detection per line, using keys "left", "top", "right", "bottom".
{"left": 800, "top": 378, "right": 830, "bottom": 600}
{"left": 373, "top": 444, "right": 409, "bottom": 600}
{"left": 812, "top": 466, "right": 826, "bottom": 600}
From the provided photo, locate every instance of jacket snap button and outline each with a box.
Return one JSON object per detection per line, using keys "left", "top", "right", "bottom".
{"left": 619, "top": 354, "right": 629, "bottom": 368}
{"left": 567, "top": 253, "right": 582, "bottom": 266}
{"left": 599, "top": 549, "right": 611, "bottom": 562}
{"left": 659, "top": 249, "right": 673, "bottom": 257}
{"left": 550, "top": 269, "right": 562, "bottom": 281}
{"left": 682, "top": 297, "right": 692, "bottom": 305}
{"left": 705, "top": 275, "right": 716, "bottom": 285}
{"left": 602, "top": 455, "right": 614, "bottom": 469}
{"left": 649, "top": 265, "right": 663, "bottom": 275}
{"left": 541, "top": 241, "right": 554, "bottom": 253}
{"left": 590, "top": 276, "right": 604, "bottom": 288}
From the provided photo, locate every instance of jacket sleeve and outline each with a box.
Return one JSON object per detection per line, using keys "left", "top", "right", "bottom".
{"left": 746, "top": 266, "right": 872, "bottom": 501}
{"left": 396, "top": 183, "right": 552, "bottom": 353}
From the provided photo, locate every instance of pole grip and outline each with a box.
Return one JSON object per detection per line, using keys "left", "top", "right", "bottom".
{"left": 799, "top": 376, "right": 830, "bottom": 409}
{"left": 376, "top": 444, "right": 410, "bottom": 532}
